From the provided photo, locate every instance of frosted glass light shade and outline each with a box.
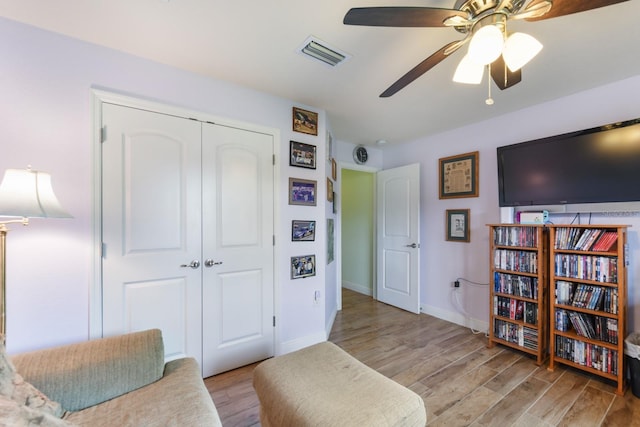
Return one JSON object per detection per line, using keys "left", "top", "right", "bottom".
{"left": 453, "top": 54, "right": 485, "bottom": 84}
{"left": 468, "top": 24, "right": 504, "bottom": 65}
{"left": 0, "top": 169, "right": 71, "bottom": 218}
{"left": 503, "top": 32, "right": 543, "bottom": 72}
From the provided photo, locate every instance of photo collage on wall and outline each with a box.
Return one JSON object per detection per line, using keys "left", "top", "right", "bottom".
{"left": 290, "top": 107, "right": 320, "bottom": 278}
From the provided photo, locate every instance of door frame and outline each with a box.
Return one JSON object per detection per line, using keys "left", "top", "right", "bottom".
{"left": 89, "top": 89, "right": 280, "bottom": 345}
{"left": 336, "top": 162, "right": 379, "bottom": 311}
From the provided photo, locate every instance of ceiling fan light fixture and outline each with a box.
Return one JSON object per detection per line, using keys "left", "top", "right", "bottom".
{"left": 468, "top": 22, "right": 504, "bottom": 65}
{"left": 503, "top": 32, "right": 543, "bottom": 71}
{"left": 453, "top": 54, "right": 484, "bottom": 84}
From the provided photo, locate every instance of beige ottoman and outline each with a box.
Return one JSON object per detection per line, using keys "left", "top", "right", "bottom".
{"left": 253, "top": 341, "right": 426, "bottom": 426}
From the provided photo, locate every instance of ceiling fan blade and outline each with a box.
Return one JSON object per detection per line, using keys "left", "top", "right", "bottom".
{"left": 525, "top": 0, "right": 629, "bottom": 21}
{"left": 344, "top": 7, "right": 469, "bottom": 27}
{"left": 380, "top": 40, "right": 464, "bottom": 98}
{"left": 491, "top": 56, "right": 522, "bottom": 90}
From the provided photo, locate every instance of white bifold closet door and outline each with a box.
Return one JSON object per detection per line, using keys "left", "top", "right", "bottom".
{"left": 101, "top": 103, "right": 274, "bottom": 377}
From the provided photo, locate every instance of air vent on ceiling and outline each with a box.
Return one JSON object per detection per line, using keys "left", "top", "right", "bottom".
{"left": 297, "top": 36, "right": 351, "bottom": 67}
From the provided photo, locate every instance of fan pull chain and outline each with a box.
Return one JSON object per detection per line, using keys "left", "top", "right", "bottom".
{"left": 485, "top": 64, "right": 494, "bottom": 105}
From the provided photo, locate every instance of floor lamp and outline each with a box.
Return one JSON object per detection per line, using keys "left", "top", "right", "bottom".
{"left": 0, "top": 167, "right": 71, "bottom": 343}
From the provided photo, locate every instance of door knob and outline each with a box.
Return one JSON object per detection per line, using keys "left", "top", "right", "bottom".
{"left": 405, "top": 243, "right": 419, "bottom": 248}
{"left": 180, "top": 260, "right": 201, "bottom": 269}
{"left": 204, "top": 259, "right": 223, "bottom": 267}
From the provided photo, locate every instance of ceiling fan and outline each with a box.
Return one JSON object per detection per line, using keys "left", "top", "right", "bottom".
{"left": 344, "top": 0, "right": 629, "bottom": 97}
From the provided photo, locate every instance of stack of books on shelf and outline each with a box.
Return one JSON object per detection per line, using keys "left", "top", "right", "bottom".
{"left": 566, "top": 312, "right": 619, "bottom": 344}
{"left": 590, "top": 231, "right": 619, "bottom": 251}
{"left": 494, "top": 249, "right": 538, "bottom": 274}
{"left": 554, "top": 228, "right": 618, "bottom": 252}
{"left": 493, "top": 296, "right": 538, "bottom": 325}
{"left": 493, "top": 226, "right": 538, "bottom": 248}
{"left": 553, "top": 254, "right": 618, "bottom": 283}
{"left": 570, "top": 284, "right": 605, "bottom": 309}
{"left": 494, "top": 319, "right": 538, "bottom": 350}
{"left": 555, "top": 336, "right": 618, "bottom": 375}
{"left": 494, "top": 272, "right": 538, "bottom": 299}
{"left": 555, "top": 281, "right": 619, "bottom": 313}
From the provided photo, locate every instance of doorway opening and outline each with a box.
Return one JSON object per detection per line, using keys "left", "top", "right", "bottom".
{"left": 340, "top": 168, "right": 375, "bottom": 297}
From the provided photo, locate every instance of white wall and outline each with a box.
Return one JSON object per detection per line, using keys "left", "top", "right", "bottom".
{"left": 0, "top": 17, "right": 331, "bottom": 355}
{"left": 382, "top": 75, "right": 640, "bottom": 333}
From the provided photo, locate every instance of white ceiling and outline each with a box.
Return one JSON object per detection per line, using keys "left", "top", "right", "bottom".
{"left": 2, "top": 0, "right": 639, "bottom": 146}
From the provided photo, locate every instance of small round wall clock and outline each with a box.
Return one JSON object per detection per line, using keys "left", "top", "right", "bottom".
{"left": 353, "top": 145, "right": 368, "bottom": 165}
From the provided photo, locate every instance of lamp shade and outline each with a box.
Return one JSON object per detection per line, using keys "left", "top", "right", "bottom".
{"left": 0, "top": 169, "right": 71, "bottom": 218}
{"left": 503, "top": 32, "right": 543, "bottom": 72}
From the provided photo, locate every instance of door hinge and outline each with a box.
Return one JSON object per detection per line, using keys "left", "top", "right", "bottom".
{"left": 273, "top": 235, "right": 275, "bottom": 246}
{"left": 100, "top": 126, "right": 107, "bottom": 143}
{"left": 273, "top": 316, "right": 276, "bottom": 327}
{"left": 101, "top": 242, "right": 106, "bottom": 258}
{"left": 272, "top": 154, "right": 276, "bottom": 165}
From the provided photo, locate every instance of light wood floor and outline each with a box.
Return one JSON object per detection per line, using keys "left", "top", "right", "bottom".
{"left": 205, "top": 289, "right": 640, "bottom": 426}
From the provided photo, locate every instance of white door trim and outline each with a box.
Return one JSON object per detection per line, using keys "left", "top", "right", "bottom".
{"left": 90, "top": 89, "right": 280, "bottom": 344}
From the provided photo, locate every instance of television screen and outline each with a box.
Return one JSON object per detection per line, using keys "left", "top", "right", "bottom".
{"left": 497, "top": 119, "right": 640, "bottom": 207}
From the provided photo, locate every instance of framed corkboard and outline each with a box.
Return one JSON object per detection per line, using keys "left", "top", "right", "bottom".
{"left": 439, "top": 151, "right": 479, "bottom": 199}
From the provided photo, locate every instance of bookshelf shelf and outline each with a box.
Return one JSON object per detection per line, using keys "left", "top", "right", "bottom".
{"left": 548, "top": 225, "right": 627, "bottom": 395}
{"left": 488, "top": 224, "right": 548, "bottom": 366}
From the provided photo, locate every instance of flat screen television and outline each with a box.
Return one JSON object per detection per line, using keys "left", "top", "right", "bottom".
{"left": 497, "top": 118, "right": 640, "bottom": 207}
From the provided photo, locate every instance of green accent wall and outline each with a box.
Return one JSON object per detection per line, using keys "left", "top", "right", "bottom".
{"left": 341, "top": 169, "right": 374, "bottom": 293}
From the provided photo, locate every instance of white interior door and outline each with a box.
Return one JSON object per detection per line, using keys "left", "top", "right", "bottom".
{"left": 201, "top": 123, "right": 275, "bottom": 377}
{"left": 376, "top": 163, "right": 421, "bottom": 314}
{"left": 101, "top": 103, "right": 203, "bottom": 364}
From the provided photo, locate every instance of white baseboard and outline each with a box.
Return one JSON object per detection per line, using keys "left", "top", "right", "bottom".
{"left": 342, "top": 281, "right": 372, "bottom": 296}
{"left": 421, "top": 304, "right": 489, "bottom": 334}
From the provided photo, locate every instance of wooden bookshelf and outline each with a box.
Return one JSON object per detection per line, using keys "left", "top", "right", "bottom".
{"left": 488, "top": 224, "right": 548, "bottom": 365}
{"left": 548, "top": 225, "right": 627, "bottom": 395}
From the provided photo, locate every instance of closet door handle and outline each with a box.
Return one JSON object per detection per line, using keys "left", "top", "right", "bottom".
{"left": 180, "top": 260, "right": 201, "bottom": 269}
{"left": 204, "top": 259, "right": 223, "bottom": 267}
{"left": 405, "top": 243, "right": 419, "bottom": 248}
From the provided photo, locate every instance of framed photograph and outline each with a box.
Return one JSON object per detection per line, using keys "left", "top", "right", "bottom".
{"left": 291, "top": 254, "right": 316, "bottom": 279}
{"left": 292, "top": 220, "right": 316, "bottom": 242}
{"left": 446, "top": 209, "right": 470, "bottom": 242}
{"left": 293, "top": 107, "right": 318, "bottom": 136}
{"left": 289, "top": 178, "right": 317, "bottom": 206}
{"left": 327, "top": 218, "right": 334, "bottom": 264}
{"left": 327, "top": 178, "right": 334, "bottom": 202}
{"left": 331, "top": 158, "right": 337, "bottom": 181}
{"left": 290, "top": 141, "right": 316, "bottom": 169}
{"left": 439, "top": 151, "right": 479, "bottom": 199}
